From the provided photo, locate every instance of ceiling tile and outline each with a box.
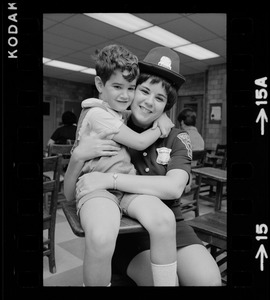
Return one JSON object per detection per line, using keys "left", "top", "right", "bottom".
{"left": 44, "top": 14, "right": 75, "bottom": 22}
{"left": 162, "top": 17, "right": 218, "bottom": 43}
{"left": 43, "top": 13, "right": 226, "bottom": 83}
{"left": 198, "top": 38, "right": 227, "bottom": 57}
{"left": 43, "top": 42, "right": 75, "bottom": 57}
{"left": 43, "top": 18, "right": 57, "bottom": 30}
{"left": 63, "top": 14, "right": 130, "bottom": 40}
{"left": 44, "top": 32, "right": 89, "bottom": 51}
{"left": 187, "top": 13, "right": 226, "bottom": 37}
{"left": 45, "top": 23, "right": 107, "bottom": 46}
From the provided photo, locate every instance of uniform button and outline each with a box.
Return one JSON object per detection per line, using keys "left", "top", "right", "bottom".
{"left": 145, "top": 167, "right": 150, "bottom": 172}
{"left": 143, "top": 152, "right": 147, "bottom": 156}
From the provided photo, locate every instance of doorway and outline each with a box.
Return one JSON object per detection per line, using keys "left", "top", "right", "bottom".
{"left": 175, "top": 95, "right": 204, "bottom": 134}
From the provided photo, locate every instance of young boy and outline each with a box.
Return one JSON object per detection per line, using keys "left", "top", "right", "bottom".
{"left": 72, "top": 44, "right": 177, "bottom": 286}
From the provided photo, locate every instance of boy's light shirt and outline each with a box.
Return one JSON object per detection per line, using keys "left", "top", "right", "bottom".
{"left": 78, "top": 98, "right": 131, "bottom": 141}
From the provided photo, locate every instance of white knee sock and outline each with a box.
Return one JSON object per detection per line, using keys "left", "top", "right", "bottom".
{"left": 151, "top": 261, "right": 177, "bottom": 286}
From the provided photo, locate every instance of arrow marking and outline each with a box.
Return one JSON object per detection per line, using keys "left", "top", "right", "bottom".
{"left": 255, "top": 244, "right": 268, "bottom": 271}
{"left": 256, "top": 108, "right": 268, "bottom": 135}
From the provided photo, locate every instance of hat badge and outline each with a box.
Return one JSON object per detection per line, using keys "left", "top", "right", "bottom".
{"left": 158, "top": 56, "right": 172, "bottom": 70}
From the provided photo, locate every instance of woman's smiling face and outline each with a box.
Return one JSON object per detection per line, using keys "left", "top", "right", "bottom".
{"left": 130, "top": 78, "right": 168, "bottom": 128}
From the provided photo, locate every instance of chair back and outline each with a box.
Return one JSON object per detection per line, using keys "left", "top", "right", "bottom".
{"left": 191, "top": 149, "right": 207, "bottom": 169}
{"left": 48, "top": 144, "right": 73, "bottom": 171}
{"left": 215, "top": 144, "right": 227, "bottom": 169}
{"left": 43, "top": 155, "right": 62, "bottom": 228}
{"left": 215, "top": 144, "right": 227, "bottom": 156}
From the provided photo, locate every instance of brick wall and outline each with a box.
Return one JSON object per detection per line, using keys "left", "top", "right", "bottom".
{"left": 204, "top": 64, "right": 227, "bottom": 150}
{"left": 178, "top": 63, "right": 226, "bottom": 151}
{"left": 43, "top": 76, "right": 96, "bottom": 125}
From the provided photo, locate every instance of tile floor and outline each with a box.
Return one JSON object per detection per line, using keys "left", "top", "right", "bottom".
{"left": 43, "top": 195, "right": 227, "bottom": 286}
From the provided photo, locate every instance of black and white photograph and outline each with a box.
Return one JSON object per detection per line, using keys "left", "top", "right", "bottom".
{"left": 2, "top": 4, "right": 269, "bottom": 297}
{"left": 42, "top": 13, "right": 227, "bottom": 286}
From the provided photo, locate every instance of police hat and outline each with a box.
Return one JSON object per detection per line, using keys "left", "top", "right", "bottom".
{"left": 138, "top": 47, "right": 186, "bottom": 90}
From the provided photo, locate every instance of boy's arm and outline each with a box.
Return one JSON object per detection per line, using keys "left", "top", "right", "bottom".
{"left": 114, "top": 113, "right": 174, "bottom": 150}
{"left": 113, "top": 123, "right": 161, "bottom": 151}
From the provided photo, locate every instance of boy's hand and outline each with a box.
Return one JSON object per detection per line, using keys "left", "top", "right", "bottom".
{"left": 152, "top": 113, "right": 174, "bottom": 138}
{"left": 73, "top": 128, "right": 120, "bottom": 162}
{"left": 76, "top": 172, "right": 110, "bottom": 198}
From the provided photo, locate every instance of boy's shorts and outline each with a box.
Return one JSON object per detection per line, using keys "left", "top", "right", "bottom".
{"left": 76, "top": 189, "right": 139, "bottom": 216}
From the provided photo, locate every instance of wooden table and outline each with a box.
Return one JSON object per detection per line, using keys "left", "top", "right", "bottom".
{"left": 186, "top": 211, "right": 227, "bottom": 250}
{"left": 192, "top": 167, "right": 227, "bottom": 211}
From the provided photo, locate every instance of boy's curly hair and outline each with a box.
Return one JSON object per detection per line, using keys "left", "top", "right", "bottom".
{"left": 93, "top": 44, "right": 139, "bottom": 84}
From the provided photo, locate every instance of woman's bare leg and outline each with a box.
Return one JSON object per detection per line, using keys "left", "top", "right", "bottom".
{"left": 176, "top": 244, "right": 222, "bottom": 286}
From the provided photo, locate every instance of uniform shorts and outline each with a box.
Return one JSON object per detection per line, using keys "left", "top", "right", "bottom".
{"left": 112, "top": 201, "right": 203, "bottom": 275}
{"left": 112, "top": 219, "right": 203, "bottom": 275}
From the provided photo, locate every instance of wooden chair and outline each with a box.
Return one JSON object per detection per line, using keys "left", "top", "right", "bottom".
{"left": 200, "top": 144, "right": 227, "bottom": 199}
{"left": 205, "top": 144, "right": 227, "bottom": 169}
{"left": 62, "top": 201, "right": 145, "bottom": 237}
{"left": 47, "top": 144, "right": 73, "bottom": 203}
{"left": 47, "top": 144, "right": 73, "bottom": 172}
{"left": 191, "top": 149, "right": 207, "bottom": 169}
{"left": 180, "top": 150, "right": 207, "bottom": 217}
{"left": 43, "top": 155, "right": 62, "bottom": 273}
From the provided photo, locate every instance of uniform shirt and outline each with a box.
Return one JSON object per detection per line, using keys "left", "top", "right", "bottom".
{"left": 127, "top": 118, "right": 192, "bottom": 221}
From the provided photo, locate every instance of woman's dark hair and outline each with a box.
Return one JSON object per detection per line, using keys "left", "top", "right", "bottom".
{"left": 62, "top": 111, "right": 77, "bottom": 125}
{"left": 177, "top": 108, "right": 197, "bottom": 126}
{"left": 136, "top": 73, "right": 178, "bottom": 112}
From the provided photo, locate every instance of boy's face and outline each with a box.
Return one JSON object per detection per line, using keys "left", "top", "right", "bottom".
{"left": 98, "top": 69, "right": 136, "bottom": 112}
{"left": 130, "top": 78, "right": 168, "bottom": 128}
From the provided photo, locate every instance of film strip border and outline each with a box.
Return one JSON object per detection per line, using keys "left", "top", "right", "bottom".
{"left": 2, "top": 5, "right": 269, "bottom": 297}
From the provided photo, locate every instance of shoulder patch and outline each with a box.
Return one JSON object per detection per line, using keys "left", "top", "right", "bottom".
{"left": 177, "top": 132, "right": 192, "bottom": 159}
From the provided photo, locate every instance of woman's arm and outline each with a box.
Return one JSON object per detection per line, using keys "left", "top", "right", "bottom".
{"left": 64, "top": 129, "right": 120, "bottom": 201}
{"left": 113, "top": 113, "right": 174, "bottom": 151}
{"left": 76, "top": 169, "right": 188, "bottom": 201}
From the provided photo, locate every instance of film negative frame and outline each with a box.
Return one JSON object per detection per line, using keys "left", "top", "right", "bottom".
{"left": 2, "top": 2, "right": 269, "bottom": 297}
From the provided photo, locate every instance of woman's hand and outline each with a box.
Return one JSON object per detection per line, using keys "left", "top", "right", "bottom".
{"left": 152, "top": 112, "right": 174, "bottom": 138}
{"left": 73, "top": 128, "right": 121, "bottom": 162}
{"left": 76, "top": 172, "right": 111, "bottom": 199}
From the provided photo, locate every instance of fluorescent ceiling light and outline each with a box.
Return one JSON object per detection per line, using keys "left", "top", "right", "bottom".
{"left": 44, "top": 59, "right": 87, "bottom": 71}
{"left": 135, "top": 26, "right": 190, "bottom": 48}
{"left": 84, "top": 13, "right": 152, "bottom": 32}
{"left": 174, "top": 44, "right": 219, "bottom": 60}
{"left": 43, "top": 57, "right": 52, "bottom": 64}
{"left": 80, "top": 68, "right": 96, "bottom": 75}
{"left": 43, "top": 57, "right": 96, "bottom": 75}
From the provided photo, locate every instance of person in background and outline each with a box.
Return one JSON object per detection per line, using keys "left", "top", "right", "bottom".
{"left": 177, "top": 108, "right": 204, "bottom": 151}
{"left": 47, "top": 111, "right": 77, "bottom": 146}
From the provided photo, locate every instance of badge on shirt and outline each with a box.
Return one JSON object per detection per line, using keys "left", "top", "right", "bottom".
{"left": 156, "top": 147, "right": 172, "bottom": 165}
{"left": 177, "top": 132, "right": 192, "bottom": 159}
